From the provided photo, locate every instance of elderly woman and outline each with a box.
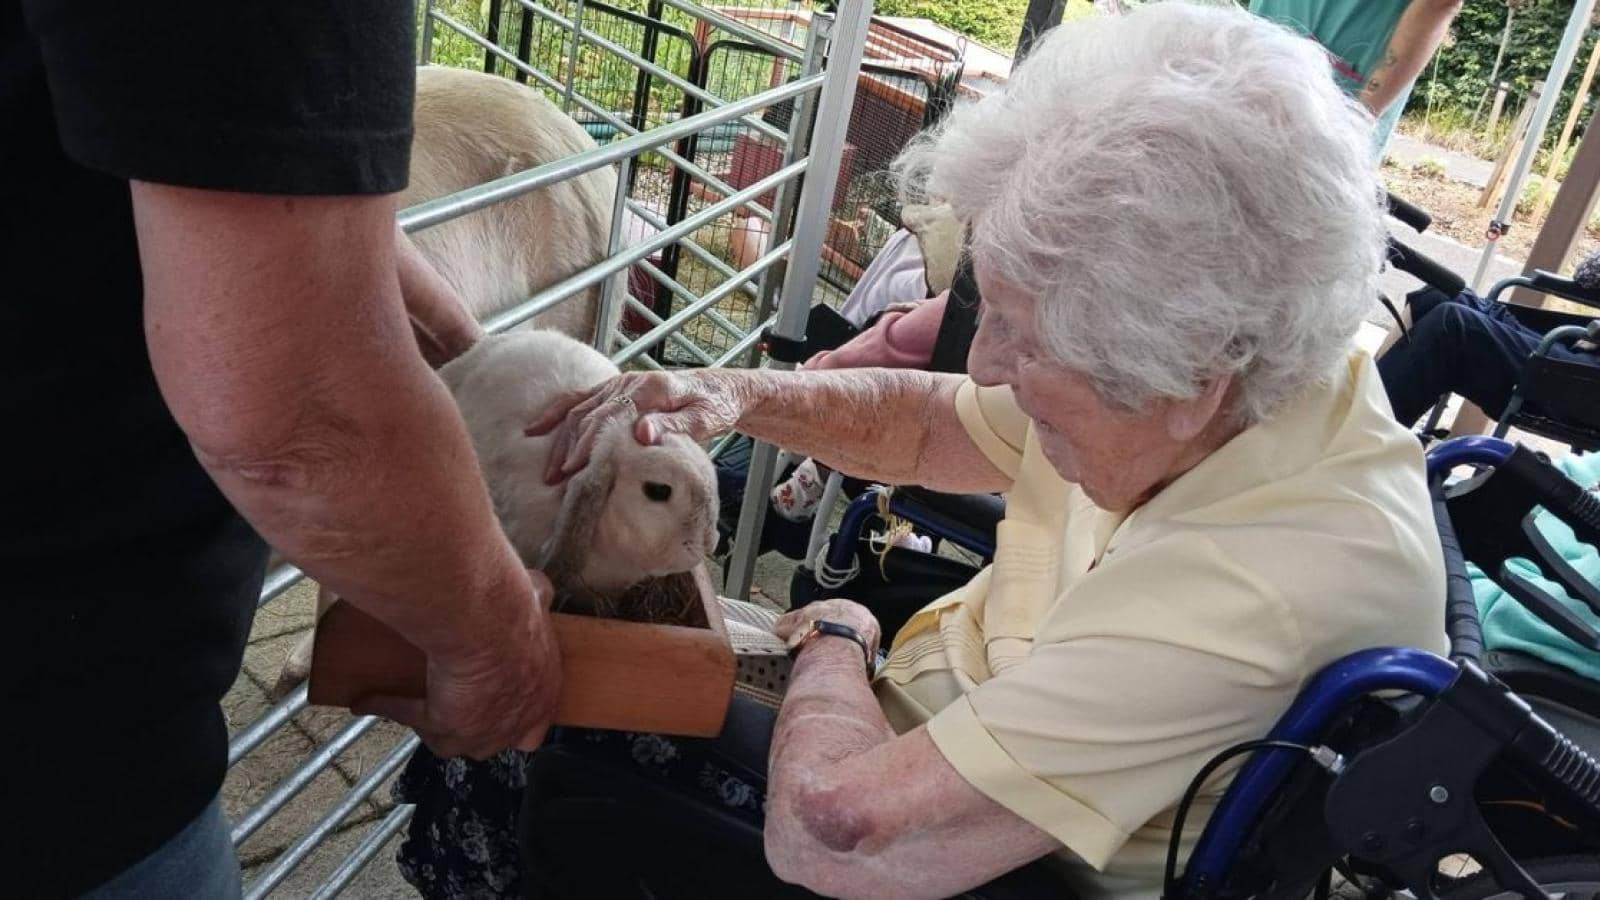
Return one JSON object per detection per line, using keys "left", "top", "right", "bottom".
{"left": 529, "top": 3, "right": 1447, "bottom": 897}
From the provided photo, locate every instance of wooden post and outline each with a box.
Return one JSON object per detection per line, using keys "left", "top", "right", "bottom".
{"left": 1480, "top": 81, "right": 1543, "bottom": 209}
{"left": 1486, "top": 81, "right": 1511, "bottom": 135}
{"left": 1511, "top": 108, "right": 1600, "bottom": 306}
{"left": 1536, "top": 36, "right": 1600, "bottom": 216}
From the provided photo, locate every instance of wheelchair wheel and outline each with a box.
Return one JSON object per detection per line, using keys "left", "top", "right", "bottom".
{"left": 1435, "top": 855, "right": 1600, "bottom": 899}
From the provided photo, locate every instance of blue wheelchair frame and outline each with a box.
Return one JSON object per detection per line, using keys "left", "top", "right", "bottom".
{"left": 1181, "top": 436, "right": 1520, "bottom": 889}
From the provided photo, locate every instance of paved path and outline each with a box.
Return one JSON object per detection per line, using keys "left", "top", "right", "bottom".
{"left": 1386, "top": 133, "right": 1498, "bottom": 189}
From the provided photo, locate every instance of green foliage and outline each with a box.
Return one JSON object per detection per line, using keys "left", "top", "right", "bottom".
{"left": 1413, "top": 157, "right": 1449, "bottom": 179}
{"left": 872, "top": 0, "right": 1029, "bottom": 49}
{"left": 1407, "top": 0, "right": 1600, "bottom": 153}
{"left": 1516, "top": 178, "right": 1546, "bottom": 214}
{"left": 873, "top": 0, "right": 1094, "bottom": 51}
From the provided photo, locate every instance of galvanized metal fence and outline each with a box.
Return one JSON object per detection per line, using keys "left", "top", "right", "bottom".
{"left": 226, "top": 1, "right": 872, "bottom": 893}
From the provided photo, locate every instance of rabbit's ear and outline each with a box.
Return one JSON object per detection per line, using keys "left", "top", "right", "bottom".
{"left": 538, "top": 437, "right": 618, "bottom": 589}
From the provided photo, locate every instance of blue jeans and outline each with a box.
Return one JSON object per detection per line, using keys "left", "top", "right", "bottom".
{"left": 82, "top": 796, "right": 241, "bottom": 899}
{"left": 1378, "top": 286, "right": 1598, "bottom": 425}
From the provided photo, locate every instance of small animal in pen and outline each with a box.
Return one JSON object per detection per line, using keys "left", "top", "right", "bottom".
{"left": 275, "top": 330, "right": 719, "bottom": 696}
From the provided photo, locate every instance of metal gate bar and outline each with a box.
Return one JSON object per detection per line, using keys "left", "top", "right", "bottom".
{"left": 243, "top": 735, "right": 421, "bottom": 899}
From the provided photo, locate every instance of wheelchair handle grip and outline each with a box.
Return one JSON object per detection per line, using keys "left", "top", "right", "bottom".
{"left": 1388, "top": 238, "right": 1465, "bottom": 297}
{"left": 1503, "top": 445, "right": 1600, "bottom": 546}
{"left": 1386, "top": 192, "right": 1432, "bottom": 233}
{"left": 1509, "top": 711, "right": 1600, "bottom": 812}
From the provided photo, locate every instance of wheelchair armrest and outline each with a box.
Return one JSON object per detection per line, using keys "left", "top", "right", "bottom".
{"left": 1527, "top": 269, "right": 1600, "bottom": 313}
{"left": 1503, "top": 302, "right": 1596, "bottom": 335}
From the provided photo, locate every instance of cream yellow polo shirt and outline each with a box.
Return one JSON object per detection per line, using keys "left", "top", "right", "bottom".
{"left": 873, "top": 351, "right": 1447, "bottom": 898}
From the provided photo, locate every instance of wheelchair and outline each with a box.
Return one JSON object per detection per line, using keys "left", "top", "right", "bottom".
{"left": 1382, "top": 192, "right": 1600, "bottom": 453}
{"left": 523, "top": 435, "right": 1600, "bottom": 899}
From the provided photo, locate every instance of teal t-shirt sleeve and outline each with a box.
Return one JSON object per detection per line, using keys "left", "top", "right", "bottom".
{"left": 1247, "top": 0, "right": 1415, "bottom": 156}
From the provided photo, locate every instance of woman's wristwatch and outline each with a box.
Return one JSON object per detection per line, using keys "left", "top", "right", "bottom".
{"left": 789, "top": 619, "right": 876, "bottom": 676}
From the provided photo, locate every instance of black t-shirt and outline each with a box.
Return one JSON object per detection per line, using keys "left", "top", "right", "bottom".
{"left": 3, "top": 2, "right": 413, "bottom": 892}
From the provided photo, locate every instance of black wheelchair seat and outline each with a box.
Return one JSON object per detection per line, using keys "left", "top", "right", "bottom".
{"left": 1485, "top": 648, "right": 1600, "bottom": 728}
{"left": 1511, "top": 350, "right": 1600, "bottom": 452}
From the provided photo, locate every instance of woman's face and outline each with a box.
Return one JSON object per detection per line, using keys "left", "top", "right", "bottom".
{"left": 966, "top": 266, "right": 1218, "bottom": 512}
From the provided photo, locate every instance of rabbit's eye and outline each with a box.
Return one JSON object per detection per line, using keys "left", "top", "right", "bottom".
{"left": 643, "top": 481, "right": 673, "bottom": 503}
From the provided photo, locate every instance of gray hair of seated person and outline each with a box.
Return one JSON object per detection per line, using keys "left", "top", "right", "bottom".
{"left": 894, "top": 1, "right": 1386, "bottom": 424}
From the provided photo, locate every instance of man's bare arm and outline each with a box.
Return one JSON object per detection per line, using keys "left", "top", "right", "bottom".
{"left": 395, "top": 225, "right": 483, "bottom": 367}
{"left": 135, "top": 184, "right": 558, "bottom": 755}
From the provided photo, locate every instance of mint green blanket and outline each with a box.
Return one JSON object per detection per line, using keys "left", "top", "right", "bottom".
{"left": 1470, "top": 452, "right": 1600, "bottom": 681}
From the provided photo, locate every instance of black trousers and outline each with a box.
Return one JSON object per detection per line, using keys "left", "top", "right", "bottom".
{"left": 1378, "top": 286, "right": 1598, "bottom": 425}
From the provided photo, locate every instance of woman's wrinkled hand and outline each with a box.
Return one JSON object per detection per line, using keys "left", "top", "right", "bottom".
{"left": 773, "top": 598, "right": 882, "bottom": 663}
{"left": 524, "top": 370, "right": 745, "bottom": 484}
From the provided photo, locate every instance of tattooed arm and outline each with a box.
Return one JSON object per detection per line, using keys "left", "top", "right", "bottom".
{"left": 1361, "top": 0, "right": 1463, "bottom": 116}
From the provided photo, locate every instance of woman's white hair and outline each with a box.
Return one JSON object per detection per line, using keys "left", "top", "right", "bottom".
{"left": 896, "top": 1, "right": 1386, "bottom": 423}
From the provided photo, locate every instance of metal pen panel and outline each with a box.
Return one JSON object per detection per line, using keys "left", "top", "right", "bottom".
{"left": 308, "top": 805, "right": 417, "bottom": 900}
{"left": 396, "top": 67, "right": 821, "bottom": 233}
{"left": 243, "top": 735, "right": 421, "bottom": 900}
{"left": 228, "top": 683, "right": 310, "bottom": 768}
{"left": 632, "top": 255, "right": 751, "bottom": 344}
{"left": 724, "top": 4, "right": 874, "bottom": 601}
{"left": 621, "top": 295, "right": 719, "bottom": 365}
{"left": 481, "top": 159, "right": 807, "bottom": 334}
{"left": 654, "top": 0, "right": 803, "bottom": 62}
{"left": 514, "top": 0, "right": 788, "bottom": 145}
{"left": 230, "top": 716, "right": 379, "bottom": 847}
{"left": 613, "top": 238, "right": 794, "bottom": 363}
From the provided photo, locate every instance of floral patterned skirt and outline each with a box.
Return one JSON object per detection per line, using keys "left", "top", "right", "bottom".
{"left": 393, "top": 713, "right": 771, "bottom": 899}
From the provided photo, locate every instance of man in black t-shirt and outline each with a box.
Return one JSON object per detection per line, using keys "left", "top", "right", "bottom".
{"left": 4, "top": 2, "right": 562, "bottom": 894}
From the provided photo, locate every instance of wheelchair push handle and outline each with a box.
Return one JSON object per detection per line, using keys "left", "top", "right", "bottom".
{"left": 1387, "top": 237, "right": 1466, "bottom": 298}
{"left": 1508, "top": 704, "right": 1600, "bottom": 811}
{"left": 1501, "top": 442, "right": 1600, "bottom": 545}
{"left": 1386, "top": 192, "right": 1432, "bottom": 233}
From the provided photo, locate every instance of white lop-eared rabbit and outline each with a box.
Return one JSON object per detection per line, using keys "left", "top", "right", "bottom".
{"left": 274, "top": 332, "right": 719, "bottom": 696}
{"left": 439, "top": 330, "right": 719, "bottom": 592}
{"left": 406, "top": 65, "right": 623, "bottom": 341}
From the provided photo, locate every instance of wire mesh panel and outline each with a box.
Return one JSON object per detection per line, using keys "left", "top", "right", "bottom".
{"left": 689, "top": 11, "right": 964, "bottom": 297}
{"left": 636, "top": 37, "right": 803, "bottom": 364}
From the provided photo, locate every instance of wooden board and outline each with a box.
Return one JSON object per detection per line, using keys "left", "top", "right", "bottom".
{"left": 308, "top": 566, "right": 736, "bottom": 740}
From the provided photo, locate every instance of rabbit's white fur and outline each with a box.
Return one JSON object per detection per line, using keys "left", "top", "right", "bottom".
{"left": 274, "top": 332, "right": 718, "bottom": 696}
{"left": 406, "top": 66, "right": 624, "bottom": 341}
{"left": 440, "top": 331, "right": 718, "bottom": 591}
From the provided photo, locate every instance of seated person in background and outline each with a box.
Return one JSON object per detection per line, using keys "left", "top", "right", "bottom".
{"left": 534, "top": 5, "right": 1448, "bottom": 897}
{"left": 1378, "top": 279, "right": 1600, "bottom": 426}
{"left": 769, "top": 204, "right": 961, "bottom": 525}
